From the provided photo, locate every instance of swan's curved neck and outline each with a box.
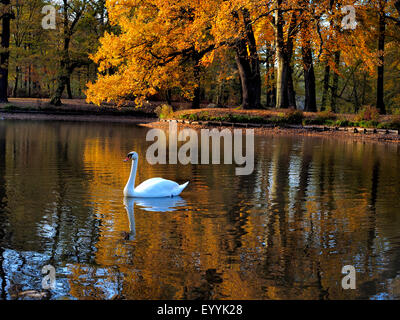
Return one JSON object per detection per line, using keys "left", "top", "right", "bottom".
{"left": 125, "top": 159, "right": 138, "bottom": 193}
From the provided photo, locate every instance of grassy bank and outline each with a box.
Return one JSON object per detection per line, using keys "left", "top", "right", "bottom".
{"left": 156, "top": 105, "right": 400, "bottom": 131}
{"left": 0, "top": 98, "right": 157, "bottom": 118}
{"left": 2, "top": 99, "right": 400, "bottom": 132}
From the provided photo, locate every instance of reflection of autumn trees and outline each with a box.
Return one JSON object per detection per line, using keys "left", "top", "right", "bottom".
{"left": 0, "top": 122, "right": 8, "bottom": 299}
{"left": 1, "top": 122, "right": 400, "bottom": 299}
{"left": 0, "top": 122, "right": 108, "bottom": 298}
{"left": 70, "top": 128, "right": 400, "bottom": 300}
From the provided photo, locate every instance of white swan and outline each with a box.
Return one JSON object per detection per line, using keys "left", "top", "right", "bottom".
{"left": 123, "top": 151, "right": 189, "bottom": 198}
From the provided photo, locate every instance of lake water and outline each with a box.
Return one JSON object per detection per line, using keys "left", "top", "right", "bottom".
{"left": 0, "top": 120, "right": 400, "bottom": 300}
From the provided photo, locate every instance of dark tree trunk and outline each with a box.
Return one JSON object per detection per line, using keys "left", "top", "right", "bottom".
{"left": 377, "top": 9, "right": 386, "bottom": 114}
{"left": 28, "top": 65, "right": 31, "bottom": 97}
{"left": 233, "top": 9, "right": 262, "bottom": 109}
{"left": 66, "top": 76, "right": 73, "bottom": 99}
{"left": 330, "top": 51, "right": 340, "bottom": 113}
{"left": 287, "top": 64, "right": 296, "bottom": 108}
{"left": 242, "top": 8, "right": 262, "bottom": 109}
{"left": 0, "top": 0, "right": 12, "bottom": 103}
{"left": 285, "top": 14, "right": 297, "bottom": 109}
{"left": 13, "top": 66, "right": 19, "bottom": 98}
{"left": 166, "top": 89, "right": 172, "bottom": 105}
{"left": 50, "top": 69, "right": 69, "bottom": 105}
{"left": 192, "top": 85, "right": 200, "bottom": 109}
{"left": 321, "top": 64, "right": 330, "bottom": 111}
{"left": 302, "top": 44, "right": 317, "bottom": 112}
{"left": 275, "top": 6, "right": 297, "bottom": 109}
{"left": 234, "top": 40, "right": 261, "bottom": 109}
{"left": 191, "top": 56, "right": 201, "bottom": 109}
{"left": 265, "top": 52, "right": 276, "bottom": 108}
{"left": 50, "top": 2, "right": 71, "bottom": 106}
{"left": 50, "top": 0, "right": 85, "bottom": 105}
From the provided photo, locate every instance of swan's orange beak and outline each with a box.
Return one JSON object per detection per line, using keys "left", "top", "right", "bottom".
{"left": 123, "top": 157, "right": 129, "bottom": 162}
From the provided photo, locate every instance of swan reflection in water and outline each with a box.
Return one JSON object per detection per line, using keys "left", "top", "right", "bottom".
{"left": 123, "top": 196, "right": 187, "bottom": 240}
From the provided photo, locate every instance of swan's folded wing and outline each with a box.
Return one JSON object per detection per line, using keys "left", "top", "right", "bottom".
{"left": 134, "top": 178, "right": 180, "bottom": 197}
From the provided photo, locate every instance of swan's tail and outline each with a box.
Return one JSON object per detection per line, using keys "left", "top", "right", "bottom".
{"left": 173, "top": 181, "right": 189, "bottom": 196}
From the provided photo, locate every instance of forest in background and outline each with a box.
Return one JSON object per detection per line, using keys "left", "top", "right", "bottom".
{"left": 2, "top": 0, "right": 400, "bottom": 114}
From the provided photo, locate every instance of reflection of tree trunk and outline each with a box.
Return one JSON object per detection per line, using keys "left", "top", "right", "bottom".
{"left": 267, "top": 141, "right": 292, "bottom": 284}
{"left": 365, "top": 157, "right": 379, "bottom": 274}
{"left": 296, "top": 141, "right": 312, "bottom": 212}
{"left": 0, "top": 123, "right": 7, "bottom": 299}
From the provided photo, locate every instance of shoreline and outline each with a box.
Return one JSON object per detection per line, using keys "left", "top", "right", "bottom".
{"left": 0, "top": 111, "right": 157, "bottom": 124}
{"left": 1, "top": 110, "right": 400, "bottom": 144}
{"left": 139, "top": 119, "right": 400, "bottom": 144}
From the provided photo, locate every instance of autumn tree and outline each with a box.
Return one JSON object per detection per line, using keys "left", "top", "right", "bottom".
{"left": 232, "top": 8, "right": 262, "bottom": 109}
{"left": 50, "top": 0, "right": 90, "bottom": 105}
{"left": 86, "top": 0, "right": 217, "bottom": 107}
{"left": 375, "top": 1, "right": 386, "bottom": 113}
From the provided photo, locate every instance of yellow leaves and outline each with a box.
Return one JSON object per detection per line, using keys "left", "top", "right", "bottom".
{"left": 87, "top": 0, "right": 227, "bottom": 106}
{"left": 200, "top": 51, "right": 214, "bottom": 66}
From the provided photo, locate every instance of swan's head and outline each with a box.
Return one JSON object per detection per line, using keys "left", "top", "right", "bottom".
{"left": 124, "top": 151, "right": 138, "bottom": 162}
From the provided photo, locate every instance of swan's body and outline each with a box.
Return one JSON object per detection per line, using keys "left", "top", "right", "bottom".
{"left": 123, "top": 151, "right": 189, "bottom": 198}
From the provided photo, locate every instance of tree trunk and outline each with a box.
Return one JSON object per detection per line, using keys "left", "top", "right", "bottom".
{"left": 321, "top": 64, "right": 330, "bottom": 111}
{"left": 265, "top": 52, "right": 276, "bottom": 108}
{"left": 275, "top": 5, "right": 297, "bottom": 109}
{"left": 242, "top": 8, "right": 262, "bottom": 109}
{"left": 377, "top": 8, "right": 386, "bottom": 114}
{"left": 50, "top": 0, "right": 71, "bottom": 106}
{"left": 0, "top": 0, "right": 12, "bottom": 103}
{"left": 50, "top": 68, "right": 69, "bottom": 105}
{"left": 234, "top": 40, "right": 261, "bottom": 109}
{"left": 13, "top": 66, "right": 19, "bottom": 98}
{"left": 28, "top": 65, "right": 31, "bottom": 97}
{"left": 233, "top": 9, "right": 262, "bottom": 109}
{"left": 66, "top": 76, "right": 73, "bottom": 99}
{"left": 287, "top": 64, "right": 296, "bottom": 108}
{"left": 302, "top": 44, "right": 317, "bottom": 112}
{"left": 191, "top": 56, "right": 201, "bottom": 109}
{"left": 275, "top": 0, "right": 286, "bottom": 108}
{"left": 166, "top": 89, "right": 172, "bottom": 105}
{"left": 330, "top": 51, "right": 340, "bottom": 112}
